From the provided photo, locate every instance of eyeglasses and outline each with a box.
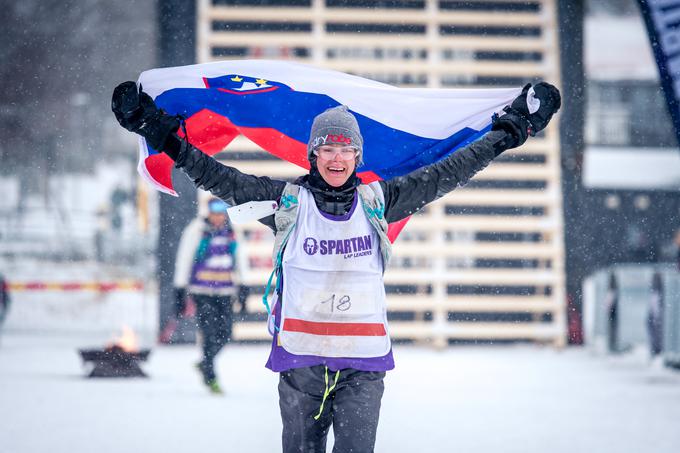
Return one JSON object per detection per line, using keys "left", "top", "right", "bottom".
{"left": 314, "top": 146, "right": 358, "bottom": 161}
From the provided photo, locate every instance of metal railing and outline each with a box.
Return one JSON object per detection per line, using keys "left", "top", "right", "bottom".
{"left": 582, "top": 264, "right": 680, "bottom": 367}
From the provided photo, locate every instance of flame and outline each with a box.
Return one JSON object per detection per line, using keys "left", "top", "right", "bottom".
{"left": 107, "top": 326, "right": 139, "bottom": 353}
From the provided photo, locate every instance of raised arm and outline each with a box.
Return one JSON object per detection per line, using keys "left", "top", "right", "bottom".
{"left": 380, "top": 130, "right": 508, "bottom": 223}
{"left": 169, "top": 137, "right": 286, "bottom": 208}
{"left": 111, "top": 81, "right": 286, "bottom": 209}
{"left": 380, "top": 82, "right": 561, "bottom": 223}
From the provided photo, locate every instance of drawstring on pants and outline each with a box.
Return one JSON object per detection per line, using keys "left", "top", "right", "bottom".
{"left": 314, "top": 366, "right": 340, "bottom": 420}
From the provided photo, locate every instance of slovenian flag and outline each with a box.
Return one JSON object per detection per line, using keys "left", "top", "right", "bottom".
{"left": 136, "top": 60, "right": 520, "bottom": 198}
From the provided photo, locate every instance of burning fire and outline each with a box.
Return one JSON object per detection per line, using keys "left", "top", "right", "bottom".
{"left": 107, "top": 326, "right": 139, "bottom": 353}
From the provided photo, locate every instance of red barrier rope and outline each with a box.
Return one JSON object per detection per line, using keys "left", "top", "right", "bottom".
{"left": 8, "top": 281, "right": 144, "bottom": 292}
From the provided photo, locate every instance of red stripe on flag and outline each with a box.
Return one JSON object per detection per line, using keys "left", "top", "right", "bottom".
{"left": 184, "top": 111, "right": 311, "bottom": 169}
{"left": 143, "top": 153, "right": 175, "bottom": 192}
{"left": 183, "top": 108, "right": 240, "bottom": 155}
{"left": 283, "top": 318, "right": 386, "bottom": 336}
{"left": 183, "top": 111, "right": 391, "bottom": 182}
{"left": 387, "top": 217, "right": 410, "bottom": 243}
{"left": 357, "top": 171, "right": 381, "bottom": 183}
{"left": 181, "top": 111, "right": 411, "bottom": 242}
{"left": 238, "top": 125, "right": 311, "bottom": 170}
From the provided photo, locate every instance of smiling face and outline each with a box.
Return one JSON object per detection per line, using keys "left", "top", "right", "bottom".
{"left": 314, "top": 144, "right": 358, "bottom": 187}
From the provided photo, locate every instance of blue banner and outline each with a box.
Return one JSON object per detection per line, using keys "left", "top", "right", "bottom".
{"left": 637, "top": 0, "right": 680, "bottom": 148}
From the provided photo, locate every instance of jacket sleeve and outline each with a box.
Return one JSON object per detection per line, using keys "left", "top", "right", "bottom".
{"left": 173, "top": 220, "right": 202, "bottom": 288}
{"left": 379, "top": 130, "right": 512, "bottom": 223}
{"left": 174, "top": 140, "right": 287, "bottom": 207}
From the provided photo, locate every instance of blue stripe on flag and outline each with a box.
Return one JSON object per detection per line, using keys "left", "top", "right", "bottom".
{"left": 155, "top": 87, "right": 490, "bottom": 179}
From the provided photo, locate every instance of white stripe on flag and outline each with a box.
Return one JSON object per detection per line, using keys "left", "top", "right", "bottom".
{"left": 138, "top": 60, "right": 520, "bottom": 139}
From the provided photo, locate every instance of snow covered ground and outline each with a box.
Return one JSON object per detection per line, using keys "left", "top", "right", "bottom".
{"left": 1, "top": 330, "right": 679, "bottom": 453}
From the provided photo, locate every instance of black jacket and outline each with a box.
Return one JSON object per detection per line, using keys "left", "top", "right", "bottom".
{"left": 169, "top": 130, "right": 515, "bottom": 231}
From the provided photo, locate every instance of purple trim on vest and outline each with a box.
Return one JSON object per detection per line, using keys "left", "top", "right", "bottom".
{"left": 317, "top": 192, "right": 358, "bottom": 221}
{"left": 265, "top": 297, "right": 395, "bottom": 372}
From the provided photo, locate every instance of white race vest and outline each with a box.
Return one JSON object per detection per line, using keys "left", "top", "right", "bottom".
{"left": 279, "top": 188, "right": 391, "bottom": 358}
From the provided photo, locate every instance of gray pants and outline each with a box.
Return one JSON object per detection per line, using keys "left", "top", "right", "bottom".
{"left": 279, "top": 366, "right": 385, "bottom": 453}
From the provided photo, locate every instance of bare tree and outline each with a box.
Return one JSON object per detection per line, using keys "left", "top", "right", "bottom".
{"left": 0, "top": 0, "right": 156, "bottom": 196}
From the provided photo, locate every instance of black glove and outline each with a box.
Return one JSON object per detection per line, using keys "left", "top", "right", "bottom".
{"left": 174, "top": 287, "right": 187, "bottom": 317}
{"left": 111, "top": 81, "right": 180, "bottom": 151}
{"left": 492, "top": 82, "right": 561, "bottom": 148}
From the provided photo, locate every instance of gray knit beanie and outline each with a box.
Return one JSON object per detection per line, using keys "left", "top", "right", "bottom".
{"left": 307, "top": 105, "right": 363, "bottom": 165}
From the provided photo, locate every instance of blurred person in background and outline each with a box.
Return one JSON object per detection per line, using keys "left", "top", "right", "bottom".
{"left": 173, "top": 198, "right": 243, "bottom": 394}
{"left": 648, "top": 271, "right": 664, "bottom": 361}
{"left": 94, "top": 205, "right": 109, "bottom": 263}
{"left": 675, "top": 229, "right": 680, "bottom": 270}
{"left": 605, "top": 272, "right": 619, "bottom": 354}
{"left": 0, "top": 273, "right": 10, "bottom": 328}
{"left": 113, "top": 80, "right": 560, "bottom": 452}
